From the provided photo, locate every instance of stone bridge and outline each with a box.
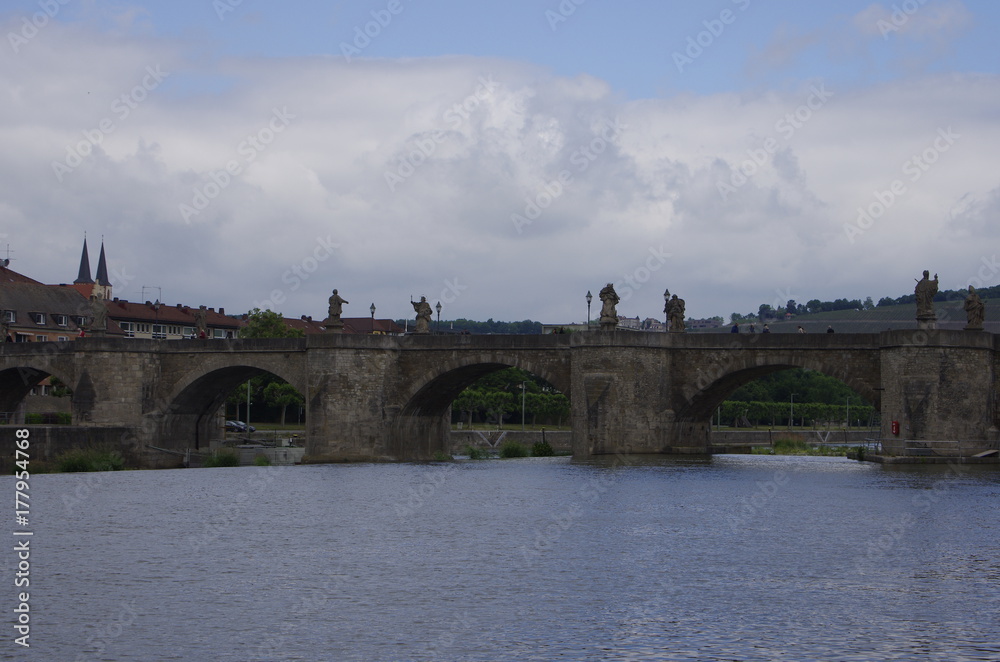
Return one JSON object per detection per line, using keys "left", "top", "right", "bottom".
{"left": 1, "top": 329, "right": 997, "bottom": 464}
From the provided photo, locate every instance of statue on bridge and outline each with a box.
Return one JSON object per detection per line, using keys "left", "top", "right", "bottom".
{"left": 599, "top": 283, "right": 619, "bottom": 330}
{"left": 411, "top": 296, "right": 433, "bottom": 334}
{"left": 964, "top": 285, "right": 985, "bottom": 330}
{"left": 667, "top": 293, "right": 686, "bottom": 333}
{"left": 194, "top": 306, "right": 209, "bottom": 338}
{"left": 87, "top": 293, "right": 107, "bottom": 336}
{"left": 324, "top": 289, "right": 348, "bottom": 333}
{"left": 914, "top": 270, "right": 938, "bottom": 324}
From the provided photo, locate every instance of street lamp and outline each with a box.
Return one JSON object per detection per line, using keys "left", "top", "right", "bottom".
{"left": 789, "top": 393, "right": 796, "bottom": 428}
{"left": 664, "top": 288, "right": 670, "bottom": 329}
{"left": 845, "top": 396, "right": 851, "bottom": 429}
{"left": 435, "top": 301, "right": 442, "bottom": 334}
{"left": 370, "top": 303, "right": 376, "bottom": 334}
{"left": 521, "top": 381, "right": 526, "bottom": 431}
{"left": 586, "top": 290, "right": 592, "bottom": 327}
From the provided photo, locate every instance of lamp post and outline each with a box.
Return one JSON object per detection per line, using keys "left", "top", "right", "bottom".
{"left": 664, "top": 288, "right": 670, "bottom": 330}
{"left": 521, "top": 381, "right": 526, "bottom": 431}
{"left": 789, "top": 393, "right": 796, "bottom": 428}
{"left": 586, "top": 290, "right": 592, "bottom": 327}
{"left": 370, "top": 303, "right": 376, "bottom": 334}
{"left": 845, "top": 396, "right": 851, "bottom": 429}
{"left": 435, "top": 301, "right": 442, "bottom": 334}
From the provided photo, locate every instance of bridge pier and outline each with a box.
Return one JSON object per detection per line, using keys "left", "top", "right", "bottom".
{"left": 878, "top": 330, "right": 999, "bottom": 455}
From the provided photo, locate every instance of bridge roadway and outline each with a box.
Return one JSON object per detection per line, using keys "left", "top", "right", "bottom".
{"left": 0, "top": 329, "right": 997, "bottom": 465}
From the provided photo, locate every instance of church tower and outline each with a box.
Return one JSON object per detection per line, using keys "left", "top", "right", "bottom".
{"left": 72, "top": 237, "right": 112, "bottom": 300}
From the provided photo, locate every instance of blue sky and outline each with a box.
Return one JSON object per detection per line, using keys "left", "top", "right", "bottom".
{"left": 2, "top": 1, "right": 999, "bottom": 323}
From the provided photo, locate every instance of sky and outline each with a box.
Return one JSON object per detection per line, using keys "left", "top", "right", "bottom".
{"left": 2, "top": 0, "right": 999, "bottom": 324}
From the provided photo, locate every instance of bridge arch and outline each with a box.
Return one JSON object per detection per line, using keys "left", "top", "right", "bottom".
{"left": 0, "top": 361, "right": 78, "bottom": 422}
{"left": 389, "top": 353, "right": 572, "bottom": 459}
{"left": 156, "top": 360, "right": 308, "bottom": 451}
{"left": 676, "top": 359, "right": 880, "bottom": 425}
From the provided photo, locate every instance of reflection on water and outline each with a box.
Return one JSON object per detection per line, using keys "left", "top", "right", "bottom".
{"left": 28, "top": 455, "right": 1000, "bottom": 661}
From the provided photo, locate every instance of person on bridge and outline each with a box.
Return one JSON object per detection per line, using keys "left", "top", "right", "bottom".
{"left": 731, "top": 323, "right": 739, "bottom": 333}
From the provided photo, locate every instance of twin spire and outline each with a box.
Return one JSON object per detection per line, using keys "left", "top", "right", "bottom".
{"left": 74, "top": 236, "right": 110, "bottom": 287}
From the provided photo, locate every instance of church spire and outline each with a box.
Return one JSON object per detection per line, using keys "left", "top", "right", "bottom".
{"left": 95, "top": 240, "right": 110, "bottom": 287}
{"left": 74, "top": 236, "right": 94, "bottom": 284}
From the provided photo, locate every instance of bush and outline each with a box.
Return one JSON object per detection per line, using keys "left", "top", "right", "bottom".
{"left": 432, "top": 450, "right": 453, "bottom": 462}
{"left": 463, "top": 445, "right": 488, "bottom": 460}
{"left": 202, "top": 450, "right": 240, "bottom": 467}
{"left": 253, "top": 454, "right": 272, "bottom": 466}
{"left": 531, "top": 439, "right": 554, "bottom": 457}
{"left": 499, "top": 441, "right": 528, "bottom": 458}
{"left": 55, "top": 447, "right": 125, "bottom": 472}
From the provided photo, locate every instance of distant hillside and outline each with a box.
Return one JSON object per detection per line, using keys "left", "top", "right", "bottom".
{"left": 693, "top": 297, "right": 1000, "bottom": 334}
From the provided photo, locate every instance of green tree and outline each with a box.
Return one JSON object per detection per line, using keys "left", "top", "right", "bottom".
{"left": 263, "top": 381, "right": 304, "bottom": 426}
{"left": 239, "top": 308, "right": 304, "bottom": 339}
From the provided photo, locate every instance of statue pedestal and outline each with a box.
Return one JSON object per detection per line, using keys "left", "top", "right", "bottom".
{"left": 964, "top": 324, "right": 984, "bottom": 331}
{"left": 323, "top": 318, "right": 344, "bottom": 334}
{"left": 916, "top": 317, "right": 937, "bottom": 331}
{"left": 599, "top": 320, "right": 617, "bottom": 332}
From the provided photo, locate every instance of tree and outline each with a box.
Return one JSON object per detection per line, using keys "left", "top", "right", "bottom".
{"left": 263, "top": 381, "right": 304, "bottom": 426}
{"left": 786, "top": 300, "right": 797, "bottom": 316}
{"left": 863, "top": 296, "right": 875, "bottom": 310}
{"left": 758, "top": 304, "right": 775, "bottom": 321}
{"left": 239, "top": 308, "right": 304, "bottom": 339}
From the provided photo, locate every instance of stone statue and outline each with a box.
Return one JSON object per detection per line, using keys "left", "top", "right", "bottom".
{"left": 327, "top": 289, "right": 348, "bottom": 320}
{"left": 668, "top": 293, "right": 686, "bottom": 333}
{"left": 194, "top": 306, "right": 209, "bottom": 338}
{"left": 964, "top": 285, "right": 985, "bottom": 330}
{"left": 598, "top": 283, "right": 619, "bottom": 330}
{"left": 914, "top": 270, "right": 938, "bottom": 322}
{"left": 324, "top": 289, "right": 348, "bottom": 333}
{"left": 411, "top": 296, "right": 433, "bottom": 334}
{"left": 88, "top": 293, "right": 107, "bottom": 335}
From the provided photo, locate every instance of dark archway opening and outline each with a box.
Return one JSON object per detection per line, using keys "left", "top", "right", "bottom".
{"left": 162, "top": 366, "right": 306, "bottom": 451}
{"left": 0, "top": 366, "right": 74, "bottom": 425}
{"left": 390, "top": 362, "right": 572, "bottom": 460}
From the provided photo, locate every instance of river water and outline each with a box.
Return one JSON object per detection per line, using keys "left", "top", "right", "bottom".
{"left": 15, "top": 454, "right": 1000, "bottom": 661}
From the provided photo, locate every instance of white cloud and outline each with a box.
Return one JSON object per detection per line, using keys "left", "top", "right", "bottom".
{"left": 4, "top": 19, "right": 999, "bottom": 325}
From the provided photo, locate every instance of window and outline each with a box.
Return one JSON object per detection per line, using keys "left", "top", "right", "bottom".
{"left": 152, "top": 324, "right": 167, "bottom": 339}
{"left": 31, "top": 312, "right": 45, "bottom": 325}
{"left": 2, "top": 311, "right": 14, "bottom": 323}
{"left": 168, "top": 325, "right": 181, "bottom": 336}
{"left": 213, "top": 328, "right": 227, "bottom": 339}
{"left": 54, "top": 314, "right": 68, "bottom": 326}
{"left": 57, "top": 336, "right": 68, "bottom": 342}
{"left": 137, "top": 323, "right": 151, "bottom": 334}
{"left": 40, "top": 385, "right": 50, "bottom": 396}
{"left": 183, "top": 327, "right": 195, "bottom": 338}
{"left": 72, "top": 315, "right": 85, "bottom": 327}
{"left": 35, "top": 335, "right": 47, "bottom": 342}
{"left": 119, "top": 322, "right": 135, "bottom": 337}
